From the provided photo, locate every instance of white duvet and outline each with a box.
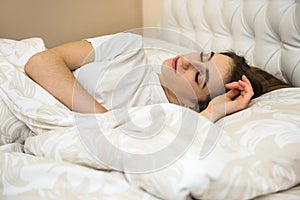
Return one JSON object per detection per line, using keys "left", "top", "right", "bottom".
{"left": 0, "top": 37, "right": 300, "bottom": 200}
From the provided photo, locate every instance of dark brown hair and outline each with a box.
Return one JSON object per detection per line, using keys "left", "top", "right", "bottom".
{"left": 220, "top": 51, "right": 265, "bottom": 98}
{"left": 197, "top": 51, "right": 293, "bottom": 111}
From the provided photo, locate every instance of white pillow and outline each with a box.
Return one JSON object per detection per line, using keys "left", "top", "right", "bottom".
{"left": 0, "top": 37, "right": 46, "bottom": 71}
{"left": 0, "top": 37, "right": 46, "bottom": 145}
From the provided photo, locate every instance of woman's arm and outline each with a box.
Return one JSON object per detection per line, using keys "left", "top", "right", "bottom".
{"left": 201, "top": 75, "right": 254, "bottom": 122}
{"left": 24, "top": 40, "right": 107, "bottom": 113}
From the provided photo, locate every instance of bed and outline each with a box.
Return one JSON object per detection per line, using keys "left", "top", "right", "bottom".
{"left": 0, "top": 0, "right": 300, "bottom": 199}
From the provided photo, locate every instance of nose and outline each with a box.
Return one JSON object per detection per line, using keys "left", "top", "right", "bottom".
{"left": 181, "top": 57, "right": 193, "bottom": 70}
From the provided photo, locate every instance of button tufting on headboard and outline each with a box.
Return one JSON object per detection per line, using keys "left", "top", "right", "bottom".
{"left": 162, "top": 0, "right": 300, "bottom": 86}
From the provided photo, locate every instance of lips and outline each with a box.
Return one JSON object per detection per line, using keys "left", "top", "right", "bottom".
{"left": 172, "top": 57, "right": 179, "bottom": 71}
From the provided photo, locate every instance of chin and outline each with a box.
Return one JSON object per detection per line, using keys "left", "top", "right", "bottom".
{"left": 162, "top": 58, "right": 172, "bottom": 68}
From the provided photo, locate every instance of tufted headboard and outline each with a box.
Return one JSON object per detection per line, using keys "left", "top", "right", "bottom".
{"left": 160, "top": 0, "right": 300, "bottom": 86}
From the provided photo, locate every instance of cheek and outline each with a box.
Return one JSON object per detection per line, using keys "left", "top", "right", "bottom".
{"left": 177, "top": 74, "right": 201, "bottom": 99}
{"left": 182, "top": 73, "right": 198, "bottom": 91}
{"left": 183, "top": 73, "right": 207, "bottom": 100}
{"left": 166, "top": 74, "right": 197, "bottom": 97}
{"left": 184, "top": 73, "right": 195, "bottom": 84}
{"left": 197, "top": 87, "right": 210, "bottom": 101}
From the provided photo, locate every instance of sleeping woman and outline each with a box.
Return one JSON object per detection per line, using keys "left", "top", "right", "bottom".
{"left": 24, "top": 33, "right": 288, "bottom": 122}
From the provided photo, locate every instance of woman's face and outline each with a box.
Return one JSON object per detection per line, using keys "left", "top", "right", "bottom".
{"left": 160, "top": 52, "right": 233, "bottom": 109}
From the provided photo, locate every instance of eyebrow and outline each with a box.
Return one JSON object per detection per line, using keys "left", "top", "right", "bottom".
{"left": 200, "top": 52, "right": 215, "bottom": 62}
{"left": 208, "top": 52, "right": 215, "bottom": 61}
{"left": 202, "top": 68, "right": 209, "bottom": 89}
{"left": 200, "top": 52, "right": 204, "bottom": 62}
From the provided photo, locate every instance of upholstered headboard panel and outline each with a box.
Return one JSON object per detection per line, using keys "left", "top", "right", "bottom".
{"left": 161, "top": 0, "right": 300, "bottom": 86}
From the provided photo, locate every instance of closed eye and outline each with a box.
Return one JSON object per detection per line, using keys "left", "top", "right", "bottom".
{"left": 195, "top": 71, "right": 200, "bottom": 84}
{"left": 195, "top": 69, "right": 209, "bottom": 88}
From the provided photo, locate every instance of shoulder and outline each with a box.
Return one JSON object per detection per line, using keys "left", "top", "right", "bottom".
{"left": 85, "top": 32, "right": 143, "bottom": 50}
{"left": 83, "top": 33, "right": 144, "bottom": 62}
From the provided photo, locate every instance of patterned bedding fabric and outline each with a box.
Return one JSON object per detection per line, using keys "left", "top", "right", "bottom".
{"left": 0, "top": 38, "right": 300, "bottom": 200}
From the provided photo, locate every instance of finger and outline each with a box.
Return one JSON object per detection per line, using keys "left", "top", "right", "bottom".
{"left": 235, "top": 85, "right": 254, "bottom": 102}
{"left": 240, "top": 76, "right": 252, "bottom": 89}
{"left": 225, "top": 81, "right": 240, "bottom": 89}
{"left": 232, "top": 80, "right": 247, "bottom": 91}
{"left": 242, "top": 75, "right": 251, "bottom": 85}
{"left": 226, "top": 89, "right": 240, "bottom": 99}
{"left": 226, "top": 80, "right": 247, "bottom": 90}
{"left": 242, "top": 75, "right": 254, "bottom": 90}
{"left": 227, "top": 76, "right": 251, "bottom": 87}
{"left": 239, "top": 80, "right": 248, "bottom": 88}
{"left": 238, "top": 79, "right": 253, "bottom": 95}
{"left": 226, "top": 76, "right": 254, "bottom": 94}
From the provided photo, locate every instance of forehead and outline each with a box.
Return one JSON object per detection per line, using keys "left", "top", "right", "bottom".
{"left": 211, "top": 53, "right": 233, "bottom": 79}
{"left": 183, "top": 52, "right": 233, "bottom": 75}
{"left": 213, "top": 53, "right": 233, "bottom": 67}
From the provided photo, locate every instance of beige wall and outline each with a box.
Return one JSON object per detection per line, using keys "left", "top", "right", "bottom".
{"left": 142, "top": 0, "right": 162, "bottom": 27}
{"left": 0, "top": 0, "right": 142, "bottom": 47}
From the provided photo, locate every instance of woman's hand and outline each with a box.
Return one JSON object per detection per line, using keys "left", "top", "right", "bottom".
{"left": 201, "top": 75, "right": 254, "bottom": 122}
